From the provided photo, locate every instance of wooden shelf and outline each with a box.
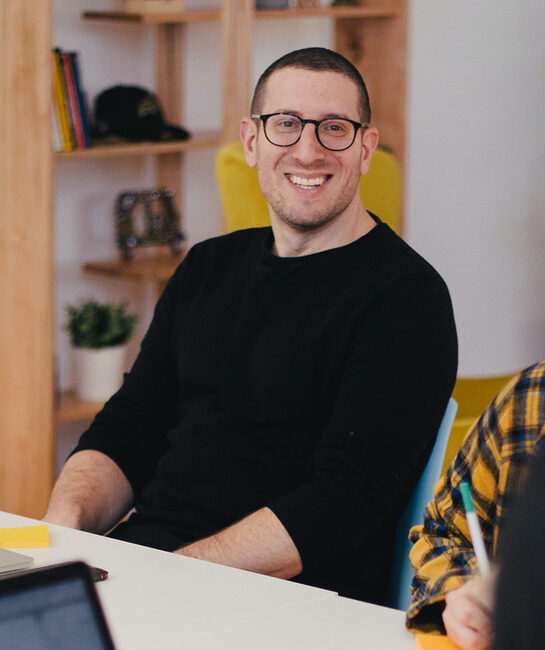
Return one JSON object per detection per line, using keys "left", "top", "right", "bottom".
{"left": 83, "top": 9, "right": 221, "bottom": 23}
{"left": 83, "top": 6, "right": 399, "bottom": 24}
{"left": 54, "top": 130, "right": 222, "bottom": 160}
{"left": 255, "top": 6, "right": 399, "bottom": 19}
{"left": 55, "top": 390, "right": 103, "bottom": 423}
{"left": 83, "top": 251, "right": 186, "bottom": 284}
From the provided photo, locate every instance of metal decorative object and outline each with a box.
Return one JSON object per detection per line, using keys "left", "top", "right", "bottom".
{"left": 115, "top": 187, "right": 185, "bottom": 261}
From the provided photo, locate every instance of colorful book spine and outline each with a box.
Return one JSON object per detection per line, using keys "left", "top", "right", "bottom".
{"left": 62, "top": 51, "right": 86, "bottom": 149}
{"left": 51, "top": 49, "right": 74, "bottom": 151}
{"left": 54, "top": 48, "right": 76, "bottom": 150}
{"left": 51, "top": 92, "right": 64, "bottom": 152}
{"left": 69, "top": 51, "right": 92, "bottom": 148}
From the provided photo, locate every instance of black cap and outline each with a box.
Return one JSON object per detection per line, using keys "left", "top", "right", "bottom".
{"left": 92, "top": 85, "right": 190, "bottom": 142}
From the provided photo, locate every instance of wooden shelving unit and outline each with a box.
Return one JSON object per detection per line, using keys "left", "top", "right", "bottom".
{"left": 2, "top": 0, "right": 55, "bottom": 517}
{"left": 1, "top": 0, "right": 408, "bottom": 515}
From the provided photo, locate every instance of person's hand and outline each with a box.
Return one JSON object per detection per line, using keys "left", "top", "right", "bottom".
{"left": 442, "top": 577, "right": 493, "bottom": 649}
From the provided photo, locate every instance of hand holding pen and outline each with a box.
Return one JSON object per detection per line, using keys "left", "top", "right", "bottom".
{"left": 441, "top": 482, "right": 495, "bottom": 649}
{"left": 459, "top": 481, "right": 491, "bottom": 577}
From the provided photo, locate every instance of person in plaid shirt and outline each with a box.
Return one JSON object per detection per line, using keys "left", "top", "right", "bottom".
{"left": 406, "top": 359, "right": 545, "bottom": 649}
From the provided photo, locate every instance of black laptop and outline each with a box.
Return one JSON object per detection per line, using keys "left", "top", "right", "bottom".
{"left": 0, "top": 560, "right": 116, "bottom": 649}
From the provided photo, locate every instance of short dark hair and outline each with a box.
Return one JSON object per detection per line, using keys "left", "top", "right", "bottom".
{"left": 250, "top": 47, "right": 371, "bottom": 124}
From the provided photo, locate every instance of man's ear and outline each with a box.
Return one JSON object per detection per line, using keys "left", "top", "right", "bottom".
{"left": 359, "top": 126, "right": 379, "bottom": 177}
{"left": 240, "top": 117, "right": 258, "bottom": 168}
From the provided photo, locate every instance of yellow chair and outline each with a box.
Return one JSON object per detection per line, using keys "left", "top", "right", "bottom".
{"left": 441, "top": 373, "right": 516, "bottom": 473}
{"left": 215, "top": 141, "right": 402, "bottom": 234}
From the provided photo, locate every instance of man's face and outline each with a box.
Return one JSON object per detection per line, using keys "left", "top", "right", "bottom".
{"left": 241, "top": 67, "right": 376, "bottom": 233}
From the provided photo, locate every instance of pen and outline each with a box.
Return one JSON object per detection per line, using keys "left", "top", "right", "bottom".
{"left": 90, "top": 566, "right": 109, "bottom": 582}
{"left": 459, "top": 481, "right": 491, "bottom": 578}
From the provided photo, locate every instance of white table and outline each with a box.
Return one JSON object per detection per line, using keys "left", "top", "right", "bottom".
{"left": 0, "top": 511, "right": 415, "bottom": 649}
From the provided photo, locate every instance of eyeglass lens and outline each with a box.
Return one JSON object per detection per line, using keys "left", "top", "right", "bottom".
{"left": 264, "top": 114, "right": 357, "bottom": 151}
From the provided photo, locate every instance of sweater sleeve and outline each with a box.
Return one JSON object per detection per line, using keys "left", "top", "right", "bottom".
{"left": 71, "top": 259, "right": 186, "bottom": 494}
{"left": 267, "top": 271, "right": 458, "bottom": 575}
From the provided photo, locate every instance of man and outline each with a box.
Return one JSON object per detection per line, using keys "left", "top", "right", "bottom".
{"left": 44, "top": 48, "right": 457, "bottom": 604}
{"left": 407, "top": 359, "right": 545, "bottom": 648}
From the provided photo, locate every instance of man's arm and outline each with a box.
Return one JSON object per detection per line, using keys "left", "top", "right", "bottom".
{"left": 175, "top": 506, "right": 302, "bottom": 579}
{"left": 43, "top": 449, "right": 134, "bottom": 534}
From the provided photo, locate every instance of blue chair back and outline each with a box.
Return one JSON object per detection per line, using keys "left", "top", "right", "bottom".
{"left": 386, "top": 397, "right": 458, "bottom": 610}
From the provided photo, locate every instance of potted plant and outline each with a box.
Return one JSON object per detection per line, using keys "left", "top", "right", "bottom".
{"left": 64, "top": 299, "right": 138, "bottom": 402}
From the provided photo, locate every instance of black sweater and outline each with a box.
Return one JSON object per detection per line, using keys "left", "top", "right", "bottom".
{"left": 75, "top": 222, "right": 457, "bottom": 603}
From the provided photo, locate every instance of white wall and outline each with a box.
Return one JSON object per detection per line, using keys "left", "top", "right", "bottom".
{"left": 54, "top": 0, "right": 545, "bottom": 395}
{"left": 406, "top": 0, "right": 545, "bottom": 375}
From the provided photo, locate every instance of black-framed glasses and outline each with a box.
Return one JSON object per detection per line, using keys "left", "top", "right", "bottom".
{"left": 251, "top": 113, "right": 368, "bottom": 152}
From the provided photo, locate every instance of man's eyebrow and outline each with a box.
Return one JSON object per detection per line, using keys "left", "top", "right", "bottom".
{"left": 269, "top": 109, "right": 302, "bottom": 116}
{"left": 268, "top": 109, "right": 354, "bottom": 120}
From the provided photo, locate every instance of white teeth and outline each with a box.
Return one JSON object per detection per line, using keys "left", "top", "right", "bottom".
{"left": 288, "top": 174, "right": 327, "bottom": 188}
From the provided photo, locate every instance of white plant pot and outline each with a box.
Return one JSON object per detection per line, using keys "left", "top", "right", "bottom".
{"left": 73, "top": 344, "right": 128, "bottom": 403}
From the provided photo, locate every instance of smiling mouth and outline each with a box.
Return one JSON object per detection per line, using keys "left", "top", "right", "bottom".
{"left": 287, "top": 174, "right": 330, "bottom": 189}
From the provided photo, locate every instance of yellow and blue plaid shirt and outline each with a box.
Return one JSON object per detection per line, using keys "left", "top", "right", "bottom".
{"left": 406, "top": 360, "right": 545, "bottom": 631}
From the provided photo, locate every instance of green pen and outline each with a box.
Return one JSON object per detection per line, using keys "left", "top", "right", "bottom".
{"left": 460, "top": 481, "right": 491, "bottom": 577}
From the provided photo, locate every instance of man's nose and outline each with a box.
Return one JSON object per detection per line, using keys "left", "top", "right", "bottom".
{"left": 292, "top": 122, "right": 325, "bottom": 161}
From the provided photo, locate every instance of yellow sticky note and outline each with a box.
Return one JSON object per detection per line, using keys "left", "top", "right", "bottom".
{"left": 415, "top": 633, "right": 461, "bottom": 649}
{"left": 0, "top": 525, "right": 50, "bottom": 548}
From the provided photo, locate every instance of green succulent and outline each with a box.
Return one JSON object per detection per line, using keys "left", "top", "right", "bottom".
{"left": 64, "top": 299, "right": 138, "bottom": 349}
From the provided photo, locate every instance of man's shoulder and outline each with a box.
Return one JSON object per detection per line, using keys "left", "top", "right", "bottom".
{"left": 364, "top": 222, "right": 448, "bottom": 288}
{"left": 378, "top": 223, "right": 439, "bottom": 269}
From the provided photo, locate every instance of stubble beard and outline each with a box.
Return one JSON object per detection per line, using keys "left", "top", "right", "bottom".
{"left": 271, "top": 189, "right": 359, "bottom": 233}
{"left": 262, "top": 177, "right": 356, "bottom": 233}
